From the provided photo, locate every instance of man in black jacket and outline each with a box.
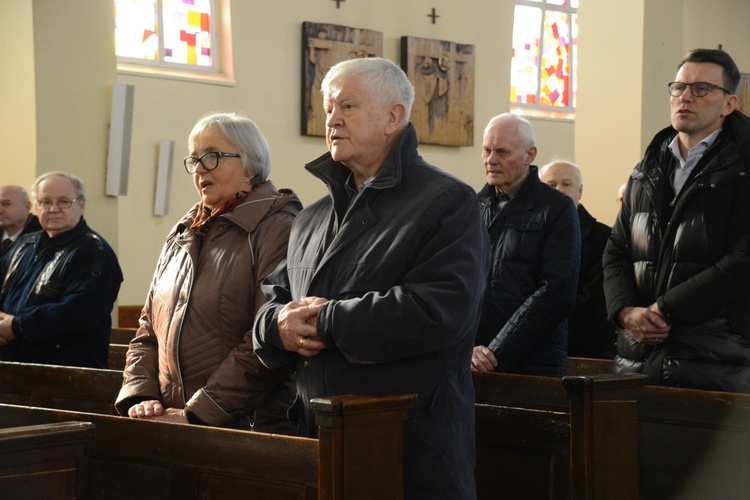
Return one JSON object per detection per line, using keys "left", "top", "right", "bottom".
{"left": 253, "top": 58, "right": 488, "bottom": 499}
{"left": 0, "top": 171, "right": 122, "bottom": 368}
{"left": 540, "top": 160, "right": 615, "bottom": 359}
{"left": 603, "top": 49, "right": 750, "bottom": 392}
{"left": 472, "top": 113, "right": 580, "bottom": 377}
{"left": 0, "top": 185, "right": 41, "bottom": 259}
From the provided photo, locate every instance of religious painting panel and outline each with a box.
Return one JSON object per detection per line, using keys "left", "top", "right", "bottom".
{"left": 401, "top": 36, "right": 475, "bottom": 147}
{"left": 737, "top": 73, "right": 750, "bottom": 118}
{"left": 301, "top": 22, "right": 383, "bottom": 136}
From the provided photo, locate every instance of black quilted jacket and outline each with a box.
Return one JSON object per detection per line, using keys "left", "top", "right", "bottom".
{"left": 604, "top": 111, "right": 750, "bottom": 392}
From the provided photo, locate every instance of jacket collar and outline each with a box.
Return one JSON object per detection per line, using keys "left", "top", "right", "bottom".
{"left": 645, "top": 110, "right": 750, "bottom": 168}
{"left": 304, "top": 123, "right": 420, "bottom": 199}
{"left": 180, "top": 180, "right": 302, "bottom": 235}
{"left": 33, "top": 217, "right": 88, "bottom": 249}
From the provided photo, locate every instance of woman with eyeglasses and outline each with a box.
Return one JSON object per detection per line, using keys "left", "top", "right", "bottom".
{"left": 115, "top": 112, "right": 302, "bottom": 432}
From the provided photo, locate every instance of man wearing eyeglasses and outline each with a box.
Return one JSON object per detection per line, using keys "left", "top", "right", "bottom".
{"left": 0, "top": 171, "right": 123, "bottom": 368}
{"left": 603, "top": 49, "right": 750, "bottom": 393}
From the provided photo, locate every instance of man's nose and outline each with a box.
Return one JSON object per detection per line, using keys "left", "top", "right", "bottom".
{"left": 326, "top": 109, "right": 341, "bottom": 127}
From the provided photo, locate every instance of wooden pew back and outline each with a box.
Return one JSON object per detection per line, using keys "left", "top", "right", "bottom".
{"left": 475, "top": 365, "right": 750, "bottom": 499}
{"left": 108, "top": 343, "right": 128, "bottom": 371}
{"left": 0, "top": 421, "right": 95, "bottom": 500}
{"left": 0, "top": 362, "right": 121, "bottom": 415}
{"left": 636, "top": 385, "right": 750, "bottom": 499}
{"left": 0, "top": 394, "right": 415, "bottom": 500}
{"left": 117, "top": 305, "right": 142, "bottom": 328}
{"left": 473, "top": 372, "right": 645, "bottom": 500}
{"left": 110, "top": 327, "right": 137, "bottom": 345}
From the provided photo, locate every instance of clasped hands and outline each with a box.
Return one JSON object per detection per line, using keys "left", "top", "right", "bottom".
{"left": 128, "top": 400, "right": 187, "bottom": 423}
{"left": 619, "top": 303, "right": 671, "bottom": 345}
{"left": 277, "top": 296, "right": 329, "bottom": 357}
{"left": 0, "top": 312, "right": 16, "bottom": 347}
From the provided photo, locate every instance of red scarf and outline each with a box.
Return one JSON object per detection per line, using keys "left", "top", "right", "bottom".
{"left": 189, "top": 191, "right": 249, "bottom": 238}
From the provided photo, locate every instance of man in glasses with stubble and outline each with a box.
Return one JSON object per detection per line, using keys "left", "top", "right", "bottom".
{"left": 603, "top": 48, "right": 750, "bottom": 393}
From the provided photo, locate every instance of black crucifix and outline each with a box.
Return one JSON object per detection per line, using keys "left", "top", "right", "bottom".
{"left": 427, "top": 8, "right": 440, "bottom": 24}
{"left": 333, "top": 0, "right": 345, "bottom": 8}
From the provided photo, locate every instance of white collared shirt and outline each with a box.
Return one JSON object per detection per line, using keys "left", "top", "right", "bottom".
{"left": 668, "top": 128, "right": 722, "bottom": 194}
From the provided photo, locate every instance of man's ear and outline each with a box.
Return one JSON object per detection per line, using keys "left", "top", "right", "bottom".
{"left": 385, "top": 103, "right": 407, "bottom": 135}
{"left": 722, "top": 94, "right": 738, "bottom": 117}
{"left": 525, "top": 146, "right": 538, "bottom": 165}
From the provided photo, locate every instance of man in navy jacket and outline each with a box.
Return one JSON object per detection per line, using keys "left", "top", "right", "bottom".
{"left": 472, "top": 113, "right": 580, "bottom": 377}
{"left": 0, "top": 172, "right": 122, "bottom": 368}
{"left": 254, "top": 58, "right": 488, "bottom": 500}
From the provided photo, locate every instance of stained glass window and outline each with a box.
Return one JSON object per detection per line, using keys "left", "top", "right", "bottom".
{"left": 510, "top": 0, "right": 578, "bottom": 116}
{"left": 115, "top": 0, "right": 219, "bottom": 72}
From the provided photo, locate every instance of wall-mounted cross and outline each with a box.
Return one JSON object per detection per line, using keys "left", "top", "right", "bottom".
{"left": 333, "top": 0, "right": 345, "bottom": 8}
{"left": 427, "top": 8, "right": 440, "bottom": 24}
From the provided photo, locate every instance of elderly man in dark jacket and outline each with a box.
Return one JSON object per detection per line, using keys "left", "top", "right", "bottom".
{"left": 0, "top": 172, "right": 122, "bottom": 368}
{"left": 604, "top": 49, "right": 750, "bottom": 393}
{"left": 253, "top": 58, "right": 489, "bottom": 499}
{"left": 472, "top": 113, "right": 580, "bottom": 377}
{"left": 540, "top": 160, "right": 616, "bottom": 359}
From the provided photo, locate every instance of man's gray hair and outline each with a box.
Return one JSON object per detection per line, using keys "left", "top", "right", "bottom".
{"left": 31, "top": 171, "right": 87, "bottom": 203}
{"left": 321, "top": 57, "right": 415, "bottom": 128}
{"left": 484, "top": 113, "right": 536, "bottom": 148}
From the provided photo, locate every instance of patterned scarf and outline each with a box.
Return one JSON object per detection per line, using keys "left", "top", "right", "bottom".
{"left": 189, "top": 191, "right": 249, "bottom": 238}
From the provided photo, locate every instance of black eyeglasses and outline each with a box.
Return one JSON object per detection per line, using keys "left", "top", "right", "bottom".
{"left": 667, "top": 81, "right": 731, "bottom": 98}
{"left": 38, "top": 198, "right": 81, "bottom": 210}
{"left": 183, "top": 151, "right": 241, "bottom": 174}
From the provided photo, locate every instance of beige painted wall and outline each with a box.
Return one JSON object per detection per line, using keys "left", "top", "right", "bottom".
{"left": 576, "top": 0, "right": 750, "bottom": 226}
{"left": 4, "top": 0, "right": 749, "bottom": 312}
{"left": 112, "top": 0, "right": 575, "bottom": 306}
{"left": 0, "top": 1, "right": 37, "bottom": 190}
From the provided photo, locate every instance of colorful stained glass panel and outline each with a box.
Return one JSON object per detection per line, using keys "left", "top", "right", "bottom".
{"left": 163, "top": 0, "right": 213, "bottom": 66}
{"left": 115, "top": 0, "right": 215, "bottom": 69}
{"left": 540, "top": 10, "right": 569, "bottom": 107}
{"left": 510, "top": 5, "right": 542, "bottom": 105}
{"left": 510, "top": 1, "right": 577, "bottom": 112}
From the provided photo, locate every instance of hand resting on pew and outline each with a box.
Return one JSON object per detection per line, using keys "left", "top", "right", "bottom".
{"left": 128, "top": 399, "right": 187, "bottom": 423}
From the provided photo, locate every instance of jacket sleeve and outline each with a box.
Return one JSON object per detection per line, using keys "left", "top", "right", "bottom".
{"left": 657, "top": 190, "right": 750, "bottom": 325}
{"left": 313, "top": 184, "right": 490, "bottom": 364}
{"left": 114, "top": 291, "right": 161, "bottom": 416}
{"left": 114, "top": 227, "right": 179, "bottom": 416}
{"left": 187, "top": 212, "right": 296, "bottom": 426}
{"left": 602, "top": 176, "right": 650, "bottom": 324}
{"left": 252, "top": 260, "right": 299, "bottom": 369}
{"left": 487, "top": 195, "right": 581, "bottom": 370}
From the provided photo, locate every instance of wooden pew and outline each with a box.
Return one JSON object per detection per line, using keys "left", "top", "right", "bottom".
{"left": 0, "top": 362, "right": 121, "bottom": 415}
{"left": 567, "top": 356, "right": 613, "bottom": 375}
{"left": 110, "top": 327, "right": 137, "bottom": 345}
{"left": 474, "top": 372, "right": 645, "bottom": 499}
{"left": 634, "top": 385, "right": 750, "bottom": 499}
{"left": 117, "top": 305, "right": 142, "bottom": 328}
{"left": 474, "top": 366, "right": 750, "bottom": 500}
{"left": 0, "top": 421, "right": 96, "bottom": 500}
{"left": 0, "top": 393, "right": 415, "bottom": 500}
{"left": 108, "top": 343, "right": 128, "bottom": 370}
{"left": 109, "top": 326, "right": 138, "bottom": 370}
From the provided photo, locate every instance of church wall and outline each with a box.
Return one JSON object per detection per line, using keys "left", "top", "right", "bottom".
{"left": 4, "top": 1, "right": 748, "bottom": 308}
